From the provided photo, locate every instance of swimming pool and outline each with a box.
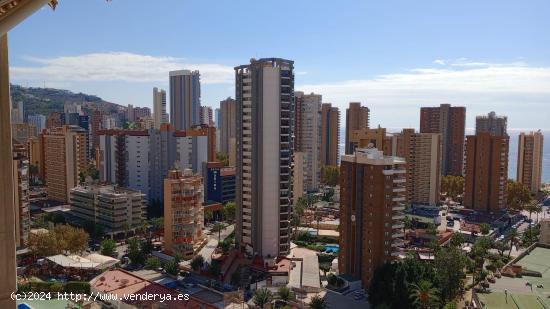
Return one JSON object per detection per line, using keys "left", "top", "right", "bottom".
{"left": 324, "top": 244, "right": 340, "bottom": 253}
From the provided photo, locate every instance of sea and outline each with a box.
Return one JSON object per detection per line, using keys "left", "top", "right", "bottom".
{"left": 338, "top": 128, "right": 550, "bottom": 183}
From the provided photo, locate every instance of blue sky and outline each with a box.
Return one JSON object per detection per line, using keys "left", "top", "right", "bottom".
{"left": 8, "top": 0, "right": 550, "bottom": 129}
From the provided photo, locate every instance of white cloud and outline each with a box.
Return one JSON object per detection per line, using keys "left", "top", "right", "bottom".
{"left": 433, "top": 59, "right": 446, "bottom": 65}
{"left": 299, "top": 61, "right": 550, "bottom": 106}
{"left": 11, "top": 52, "right": 234, "bottom": 84}
{"left": 298, "top": 60, "right": 550, "bottom": 128}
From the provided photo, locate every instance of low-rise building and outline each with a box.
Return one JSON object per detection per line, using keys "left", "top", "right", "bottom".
{"left": 70, "top": 184, "right": 146, "bottom": 234}
{"left": 203, "top": 161, "right": 236, "bottom": 204}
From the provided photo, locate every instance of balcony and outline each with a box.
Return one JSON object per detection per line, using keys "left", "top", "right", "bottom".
{"left": 392, "top": 232, "right": 405, "bottom": 238}
{"left": 392, "top": 196, "right": 406, "bottom": 202}
{"left": 392, "top": 214, "right": 405, "bottom": 220}
{"left": 392, "top": 187, "right": 406, "bottom": 193}
{"left": 392, "top": 223, "right": 404, "bottom": 230}
{"left": 393, "top": 177, "right": 406, "bottom": 183}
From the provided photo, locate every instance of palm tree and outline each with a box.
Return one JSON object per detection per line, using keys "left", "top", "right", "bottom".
{"left": 409, "top": 280, "right": 440, "bottom": 309}
{"left": 212, "top": 223, "right": 225, "bottom": 242}
{"left": 315, "top": 212, "right": 322, "bottom": 236}
{"left": 309, "top": 295, "right": 328, "bottom": 309}
{"left": 507, "top": 230, "right": 519, "bottom": 258}
{"left": 277, "top": 286, "right": 292, "bottom": 302}
{"left": 253, "top": 288, "right": 273, "bottom": 309}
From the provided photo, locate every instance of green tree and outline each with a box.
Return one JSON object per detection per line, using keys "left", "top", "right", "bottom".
{"left": 441, "top": 176, "right": 464, "bottom": 200}
{"left": 253, "top": 288, "right": 273, "bottom": 308}
{"left": 409, "top": 280, "right": 440, "bottom": 309}
{"left": 223, "top": 202, "right": 236, "bottom": 222}
{"left": 164, "top": 259, "right": 179, "bottom": 276}
{"left": 100, "top": 239, "right": 116, "bottom": 257}
{"left": 493, "top": 240, "right": 508, "bottom": 257}
{"left": 127, "top": 237, "right": 145, "bottom": 265}
{"left": 507, "top": 229, "right": 519, "bottom": 258}
{"left": 450, "top": 233, "right": 465, "bottom": 248}
{"left": 151, "top": 217, "right": 163, "bottom": 232}
{"left": 277, "top": 286, "right": 292, "bottom": 302}
{"left": 321, "top": 165, "right": 339, "bottom": 186}
{"left": 145, "top": 256, "right": 161, "bottom": 270}
{"left": 140, "top": 238, "right": 154, "bottom": 256}
{"left": 309, "top": 295, "right": 328, "bottom": 309}
{"left": 480, "top": 223, "right": 490, "bottom": 236}
{"left": 506, "top": 180, "right": 532, "bottom": 210}
{"left": 369, "top": 256, "right": 437, "bottom": 309}
{"left": 319, "top": 262, "right": 331, "bottom": 277}
{"left": 190, "top": 255, "right": 204, "bottom": 271}
{"left": 122, "top": 222, "right": 130, "bottom": 239}
{"left": 212, "top": 223, "right": 225, "bottom": 242}
{"left": 54, "top": 224, "right": 89, "bottom": 254}
{"left": 216, "top": 152, "right": 229, "bottom": 166}
{"left": 434, "top": 246, "right": 467, "bottom": 302}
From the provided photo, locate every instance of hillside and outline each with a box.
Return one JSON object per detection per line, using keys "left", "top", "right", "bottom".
{"left": 10, "top": 84, "right": 125, "bottom": 117}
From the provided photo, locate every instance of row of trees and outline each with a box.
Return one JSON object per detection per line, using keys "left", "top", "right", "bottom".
{"left": 441, "top": 175, "right": 465, "bottom": 200}
{"left": 27, "top": 225, "right": 89, "bottom": 257}
{"left": 321, "top": 165, "right": 339, "bottom": 186}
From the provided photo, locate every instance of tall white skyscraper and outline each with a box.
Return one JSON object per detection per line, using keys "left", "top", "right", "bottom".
{"left": 169, "top": 70, "right": 201, "bottom": 131}
{"left": 153, "top": 87, "right": 167, "bottom": 129}
{"left": 235, "top": 58, "right": 294, "bottom": 258}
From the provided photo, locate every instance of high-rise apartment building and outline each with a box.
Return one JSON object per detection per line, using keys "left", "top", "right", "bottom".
{"left": 215, "top": 108, "right": 220, "bottom": 129}
{"left": 11, "top": 100, "right": 24, "bottom": 124}
{"left": 42, "top": 125, "right": 88, "bottom": 203}
{"left": 321, "top": 103, "right": 340, "bottom": 167}
{"left": 27, "top": 114, "right": 45, "bottom": 135}
{"left": 394, "top": 129, "right": 441, "bottom": 206}
{"left": 134, "top": 107, "right": 151, "bottom": 120}
{"left": 127, "top": 104, "right": 135, "bottom": 122}
{"left": 234, "top": 58, "right": 294, "bottom": 257}
{"left": 464, "top": 132, "right": 509, "bottom": 212}
{"left": 64, "top": 102, "right": 82, "bottom": 115}
{"left": 420, "top": 104, "right": 465, "bottom": 176}
{"left": 345, "top": 102, "right": 370, "bottom": 155}
{"left": 27, "top": 137, "right": 43, "bottom": 179}
{"left": 169, "top": 70, "right": 201, "bottom": 131}
{"left": 517, "top": 131, "right": 544, "bottom": 193}
{"left": 11, "top": 123, "right": 36, "bottom": 142}
{"left": 200, "top": 106, "right": 213, "bottom": 126}
{"left": 293, "top": 152, "right": 305, "bottom": 200}
{"left": 476, "top": 111, "right": 507, "bottom": 137}
{"left": 99, "top": 125, "right": 215, "bottom": 202}
{"left": 219, "top": 97, "right": 237, "bottom": 156}
{"left": 339, "top": 147, "right": 406, "bottom": 287}
{"left": 153, "top": 87, "right": 168, "bottom": 129}
{"left": 70, "top": 184, "right": 146, "bottom": 234}
{"left": 294, "top": 91, "right": 321, "bottom": 191}
{"left": 12, "top": 141, "right": 30, "bottom": 248}
{"left": 98, "top": 129, "right": 151, "bottom": 198}
{"left": 46, "top": 112, "right": 63, "bottom": 129}
{"left": 164, "top": 169, "right": 204, "bottom": 259}
{"left": 91, "top": 110, "right": 103, "bottom": 149}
